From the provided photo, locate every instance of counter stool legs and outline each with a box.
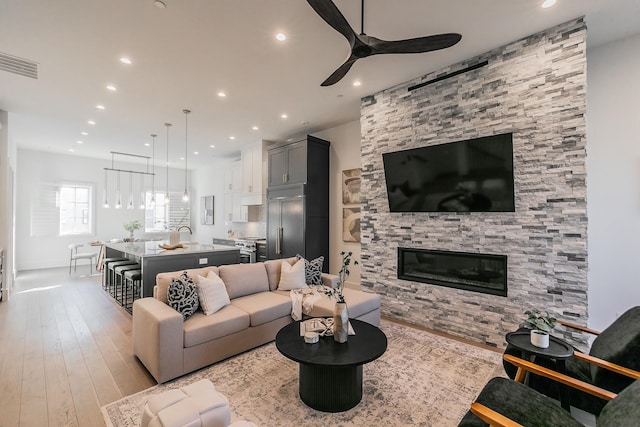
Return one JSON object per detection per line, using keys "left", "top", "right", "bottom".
{"left": 123, "top": 270, "right": 142, "bottom": 313}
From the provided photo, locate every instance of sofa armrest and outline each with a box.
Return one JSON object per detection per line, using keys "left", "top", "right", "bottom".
{"left": 321, "top": 273, "right": 340, "bottom": 288}
{"left": 133, "top": 297, "right": 184, "bottom": 384}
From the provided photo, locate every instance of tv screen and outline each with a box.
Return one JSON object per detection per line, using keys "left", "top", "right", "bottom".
{"left": 383, "top": 133, "right": 515, "bottom": 212}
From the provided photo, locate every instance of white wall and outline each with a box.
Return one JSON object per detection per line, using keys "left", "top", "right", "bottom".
{"left": 190, "top": 158, "right": 233, "bottom": 244}
{"left": 15, "top": 149, "right": 190, "bottom": 270}
{"left": 0, "top": 110, "right": 17, "bottom": 298}
{"left": 587, "top": 33, "right": 640, "bottom": 330}
{"left": 312, "top": 120, "right": 362, "bottom": 287}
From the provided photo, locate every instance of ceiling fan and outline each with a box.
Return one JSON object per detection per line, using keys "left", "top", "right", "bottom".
{"left": 306, "top": 0, "right": 462, "bottom": 86}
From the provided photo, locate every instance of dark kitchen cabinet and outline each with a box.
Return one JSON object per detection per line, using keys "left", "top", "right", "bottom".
{"left": 267, "top": 136, "right": 329, "bottom": 271}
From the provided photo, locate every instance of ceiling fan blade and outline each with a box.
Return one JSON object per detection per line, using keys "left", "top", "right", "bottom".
{"left": 369, "top": 33, "right": 462, "bottom": 55}
{"left": 321, "top": 55, "right": 359, "bottom": 86}
{"left": 306, "top": 0, "right": 358, "bottom": 47}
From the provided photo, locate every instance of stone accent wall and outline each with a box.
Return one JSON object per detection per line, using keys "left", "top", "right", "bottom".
{"left": 360, "top": 18, "right": 588, "bottom": 348}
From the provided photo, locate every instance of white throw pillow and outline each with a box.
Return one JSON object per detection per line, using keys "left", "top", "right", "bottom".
{"left": 277, "top": 259, "right": 307, "bottom": 291}
{"left": 196, "top": 272, "right": 230, "bottom": 315}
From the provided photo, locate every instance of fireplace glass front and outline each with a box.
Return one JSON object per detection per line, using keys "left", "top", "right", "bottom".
{"left": 397, "top": 247, "right": 507, "bottom": 296}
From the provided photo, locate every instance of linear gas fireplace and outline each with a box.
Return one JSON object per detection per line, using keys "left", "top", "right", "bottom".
{"left": 398, "top": 248, "right": 507, "bottom": 296}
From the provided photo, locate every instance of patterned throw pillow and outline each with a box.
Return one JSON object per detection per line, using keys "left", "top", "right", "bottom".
{"left": 296, "top": 254, "right": 324, "bottom": 286}
{"left": 167, "top": 271, "right": 199, "bottom": 320}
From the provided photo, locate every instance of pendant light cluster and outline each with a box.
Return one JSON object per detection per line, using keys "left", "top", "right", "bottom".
{"left": 102, "top": 151, "right": 153, "bottom": 210}
{"left": 103, "top": 109, "right": 191, "bottom": 210}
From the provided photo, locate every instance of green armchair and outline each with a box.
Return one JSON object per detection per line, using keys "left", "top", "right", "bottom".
{"left": 503, "top": 306, "right": 640, "bottom": 415}
{"left": 459, "top": 354, "right": 640, "bottom": 427}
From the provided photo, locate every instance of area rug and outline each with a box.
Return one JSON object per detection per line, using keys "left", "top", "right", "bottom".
{"left": 102, "top": 320, "right": 506, "bottom": 426}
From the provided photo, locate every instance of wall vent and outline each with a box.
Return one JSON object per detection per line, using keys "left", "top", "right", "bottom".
{"left": 0, "top": 52, "right": 38, "bottom": 79}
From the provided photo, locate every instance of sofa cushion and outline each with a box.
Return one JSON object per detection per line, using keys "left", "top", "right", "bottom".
{"left": 264, "top": 257, "right": 297, "bottom": 291}
{"left": 183, "top": 305, "right": 250, "bottom": 348}
{"left": 156, "top": 266, "right": 219, "bottom": 304}
{"left": 167, "top": 272, "right": 200, "bottom": 320}
{"left": 306, "top": 287, "right": 381, "bottom": 319}
{"left": 296, "top": 254, "right": 324, "bottom": 286}
{"left": 218, "top": 263, "right": 269, "bottom": 300}
{"left": 277, "top": 258, "right": 307, "bottom": 291}
{"left": 231, "top": 292, "right": 292, "bottom": 327}
{"left": 196, "top": 272, "right": 230, "bottom": 315}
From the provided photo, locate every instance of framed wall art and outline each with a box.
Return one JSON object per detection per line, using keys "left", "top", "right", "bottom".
{"left": 343, "top": 207, "right": 361, "bottom": 242}
{"left": 342, "top": 168, "right": 361, "bottom": 205}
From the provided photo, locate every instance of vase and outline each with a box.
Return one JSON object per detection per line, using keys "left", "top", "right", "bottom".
{"left": 530, "top": 329, "right": 549, "bottom": 348}
{"left": 333, "top": 302, "right": 349, "bottom": 343}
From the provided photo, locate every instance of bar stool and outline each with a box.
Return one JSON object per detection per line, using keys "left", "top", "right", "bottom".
{"left": 102, "top": 257, "right": 127, "bottom": 289}
{"left": 123, "top": 269, "right": 142, "bottom": 313}
{"left": 114, "top": 264, "right": 140, "bottom": 304}
{"left": 107, "top": 260, "right": 137, "bottom": 296}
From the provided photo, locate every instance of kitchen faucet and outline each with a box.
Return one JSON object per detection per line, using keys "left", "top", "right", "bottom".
{"left": 177, "top": 225, "right": 192, "bottom": 234}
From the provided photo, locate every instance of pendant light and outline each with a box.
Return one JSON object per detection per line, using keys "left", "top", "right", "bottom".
{"left": 102, "top": 169, "right": 110, "bottom": 208}
{"left": 139, "top": 173, "right": 145, "bottom": 209}
{"left": 182, "top": 109, "right": 190, "bottom": 202}
{"left": 149, "top": 133, "right": 157, "bottom": 208}
{"left": 127, "top": 172, "right": 134, "bottom": 209}
{"left": 164, "top": 123, "right": 171, "bottom": 204}
{"left": 115, "top": 171, "right": 122, "bottom": 209}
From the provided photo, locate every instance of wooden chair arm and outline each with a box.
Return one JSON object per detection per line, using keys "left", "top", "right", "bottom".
{"left": 558, "top": 320, "right": 600, "bottom": 335}
{"left": 503, "top": 354, "right": 617, "bottom": 401}
{"left": 574, "top": 352, "right": 640, "bottom": 379}
{"left": 470, "top": 402, "right": 523, "bottom": 427}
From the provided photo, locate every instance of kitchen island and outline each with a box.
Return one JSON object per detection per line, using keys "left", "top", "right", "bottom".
{"left": 104, "top": 241, "right": 240, "bottom": 298}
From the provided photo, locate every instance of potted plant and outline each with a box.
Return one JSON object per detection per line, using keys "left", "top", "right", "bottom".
{"left": 123, "top": 220, "right": 143, "bottom": 241}
{"left": 524, "top": 309, "right": 557, "bottom": 348}
{"left": 325, "top": 251, "right": 359, "bottom": 343}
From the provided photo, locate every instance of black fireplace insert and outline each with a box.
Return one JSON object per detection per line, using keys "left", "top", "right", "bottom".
{"left": 397, "top": 247, "right": 507, "bottom": 296}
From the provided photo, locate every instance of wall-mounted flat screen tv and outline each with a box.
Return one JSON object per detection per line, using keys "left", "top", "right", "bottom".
{"left": 383, "top": 133, "right": 515, "bottom": 212}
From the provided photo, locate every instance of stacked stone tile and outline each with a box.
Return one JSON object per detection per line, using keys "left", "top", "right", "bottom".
{"left": 360, "top": 18, "right": 588, "bottom": 348}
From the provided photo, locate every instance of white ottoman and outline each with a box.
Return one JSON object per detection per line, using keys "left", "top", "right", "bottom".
{"left": 141, "top": 379, "right": 231, "bottom": 427}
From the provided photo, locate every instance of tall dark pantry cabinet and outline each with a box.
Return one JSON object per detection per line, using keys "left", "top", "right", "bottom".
{"left": 266, "top": 135, "right": 330, "bottom": 271}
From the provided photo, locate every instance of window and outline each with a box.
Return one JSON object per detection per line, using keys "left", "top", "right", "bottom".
{"left": 144, "top": 191, "right": 190, "bottom": 232}
{"left": 59, "top": 185, "right": 92, "bottom": 235}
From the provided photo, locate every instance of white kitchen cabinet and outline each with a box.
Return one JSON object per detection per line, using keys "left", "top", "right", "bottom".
{"left": 240, "top": 141, "right": 265, "bottom": 205}
{"left": 224, "top": 161, "right": 247, "bottom": 222}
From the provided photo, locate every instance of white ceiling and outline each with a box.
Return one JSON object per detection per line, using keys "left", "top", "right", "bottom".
{"left": 1, "top": 0, "right": 639, "bottom": 169}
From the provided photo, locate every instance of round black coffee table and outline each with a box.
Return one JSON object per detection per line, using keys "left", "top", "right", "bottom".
{"left": 275, "top": 319, "right": 387, "bottom": 412}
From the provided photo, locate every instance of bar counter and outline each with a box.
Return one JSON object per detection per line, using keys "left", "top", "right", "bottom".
{"left": 104, "top": 241, "right": 240, "bottom": 298}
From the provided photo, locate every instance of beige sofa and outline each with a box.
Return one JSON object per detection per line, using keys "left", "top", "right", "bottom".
{"left": 132, "top": 257, "right": 381, "bottom": 383}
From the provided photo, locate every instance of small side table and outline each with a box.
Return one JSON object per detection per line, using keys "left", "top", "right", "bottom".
{"left": 505, "top": 331, "right": 574, "bottom": 410}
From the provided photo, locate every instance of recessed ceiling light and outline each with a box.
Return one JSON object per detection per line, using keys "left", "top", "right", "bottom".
{"left": 281, "top": 113, "right": 288, "bottom": 119}
{"left": 251, "top": 126, "right": 259, "bottom": 130}
{"left": 209, "top": 144, "right": 215, "bottom": 148}
{"left": 193, "top": 151, "right": 199, "bottom": 155}
{"left": 154, "top": 0, "right": 166, "bottom": 8}
{"left": 96, "top": 104, "right": 105, "bottom": 110}
{"left": 144, "top": 143, "right": 150, "bottom": 147}
{"left": 87, "top": 120, "right": 96, "bottom": 125}
{"left": 76, "top": 140, "right": 84, "bottom": 144}
{"left": 352, "top": 81, "right": 361, "bottom": 87}
{"left": 179, "top": 157, "right": 185, "bottom": 160}
{"left": 229, "top": 136, "right": 236, "bottom": 140}
{"left": 217, "top": 91, "right": 226, "bottom": 97}
{"left": 106, "top": 84, "right": 117, "bottom": 91}
{"left": 81, "top": 131, "right": 88, "bottom": 136}
{"left": 120, "top": 57, "right": 132, "bottom": 65}
{"left": 275, "top": 33, "right": 287, "bottom": 42}
{"left": 541, "top": 0, "right": 556, "bottom": 8}
{"left": 68, "top": 148, "right": 75, "bottom": 152}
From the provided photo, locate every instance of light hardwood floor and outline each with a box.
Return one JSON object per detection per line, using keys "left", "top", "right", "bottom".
{"left": 0, "top": 267, "right": 155, "bottom": 427}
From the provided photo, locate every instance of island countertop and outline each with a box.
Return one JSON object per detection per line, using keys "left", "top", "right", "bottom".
{"left": 104, "top": 241, "right": 240, "bottom": 297}
{"left": 104, "top": 241, "right": 239, "bottom": 257}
